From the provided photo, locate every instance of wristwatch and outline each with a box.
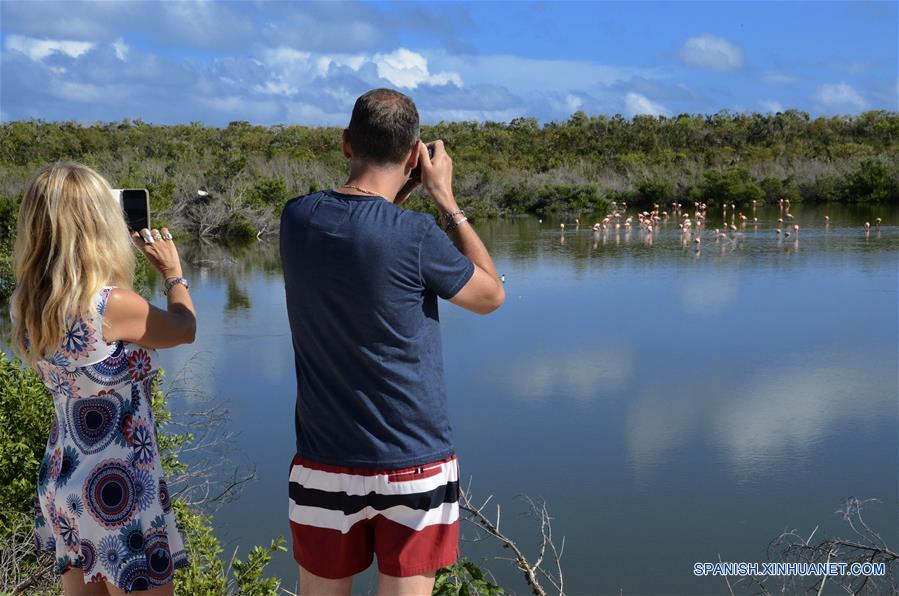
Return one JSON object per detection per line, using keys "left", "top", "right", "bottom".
{"left": 163, "top": 277, "right": 190, "bottom": 296}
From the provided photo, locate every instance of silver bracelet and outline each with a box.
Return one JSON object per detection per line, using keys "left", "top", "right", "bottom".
{"left": 445, "top": 216, "right": 468, "bottom": 234}
{"left": 163, "top": 277, "right": 190, "bottom": 296}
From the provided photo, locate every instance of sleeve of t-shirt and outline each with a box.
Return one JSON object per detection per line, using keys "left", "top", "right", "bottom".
{"left": 419, "top": 218, "right": 475, "bottom": 299}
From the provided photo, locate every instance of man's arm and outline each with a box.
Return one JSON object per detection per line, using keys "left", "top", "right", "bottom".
{"left": 417, "top": 141, "right": 505, "bottom": 315}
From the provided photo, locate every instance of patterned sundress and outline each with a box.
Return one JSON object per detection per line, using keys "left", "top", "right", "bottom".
{"left": 31, "top": 286, "right": 188, "bottom": 591}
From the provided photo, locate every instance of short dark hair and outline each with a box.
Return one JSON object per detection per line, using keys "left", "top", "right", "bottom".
{"left": 346, "top": 88, "right": 420, "bottom": 166}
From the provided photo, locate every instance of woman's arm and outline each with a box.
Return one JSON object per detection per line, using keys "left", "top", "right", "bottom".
{"left": 104, "top": 227, "right": 196, "bottom": 348}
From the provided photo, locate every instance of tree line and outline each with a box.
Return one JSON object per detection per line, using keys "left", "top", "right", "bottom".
{"left": 0, "top": 110, "right": 897, "bottom": 246}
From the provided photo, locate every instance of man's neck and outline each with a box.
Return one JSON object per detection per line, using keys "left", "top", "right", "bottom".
{"left": 342, "top": 165, "right": 404, "bottom": 202}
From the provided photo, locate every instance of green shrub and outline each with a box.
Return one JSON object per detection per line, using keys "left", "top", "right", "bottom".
{"left": 689, "top": 167, "right": 764, "bottom": 207}
{"left": 0, "top": 353, "right": 51, "bottom": 528}
{"left": 245, "top": 176, "right": 288, "bottom": 209}
{"left": 0, "top": 195, "right": 19, "bottom": 303}
{"left": 759, "top": 177, "right": 801, "bottom": 204}
{"left": 503, "top": 183, "right": 608, "bottom": 216}
{"left": 636, "top": 178, "right": 675, "bottom": 206}
{"left": 222, "top": 213, "right": 258, "bottom": 241}
{"left": 843, "top": 159, "right": 899, "bottom": 203}
{"left": 434, "top": 558, "right": 505, "bottom": 596}
{"left": 800, "top": 175, "right": 845, "bottom": 202}
{"left": 0, "top": 355, "right": 286, "bottom": 594}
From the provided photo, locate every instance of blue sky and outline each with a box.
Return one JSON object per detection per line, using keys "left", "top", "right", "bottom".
{"left": 1, "top": 1, "right": 896, "bottom": 126}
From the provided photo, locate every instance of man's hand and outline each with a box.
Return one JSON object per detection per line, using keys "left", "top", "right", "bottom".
{"left": 417, "top": 140, "right": 458, "bottom": 214}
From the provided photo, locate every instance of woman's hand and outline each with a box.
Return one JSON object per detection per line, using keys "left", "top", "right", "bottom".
{"left": 132, "top": 227, "right": 182, "bottom": 278}
{"left": 108, "top": 225, "right": 196, "bottom": 348}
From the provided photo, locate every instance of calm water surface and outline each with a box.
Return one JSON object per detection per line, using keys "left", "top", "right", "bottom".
{"left": 15, "top": 203, "right": 899, "bottom": 595}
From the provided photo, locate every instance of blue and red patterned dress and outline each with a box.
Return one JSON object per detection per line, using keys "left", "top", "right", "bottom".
{"left": 32, "top": 286, "right": 187, "bottom": 591}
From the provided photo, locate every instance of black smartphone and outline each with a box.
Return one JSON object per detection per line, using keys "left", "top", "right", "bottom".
{"left": 115, "top": 189, "right": 150, "bottom": 232}
{"left": 409, "top": 145, "right": 435, "bottom": 181}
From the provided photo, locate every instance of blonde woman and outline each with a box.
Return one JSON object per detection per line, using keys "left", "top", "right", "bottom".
{"left": 10, "top": 163, "right": 196, "bottom": 595}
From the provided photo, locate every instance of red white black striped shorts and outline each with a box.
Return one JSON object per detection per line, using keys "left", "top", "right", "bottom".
{"left": 288, "top": 453, "right": 460, "bottom": 578}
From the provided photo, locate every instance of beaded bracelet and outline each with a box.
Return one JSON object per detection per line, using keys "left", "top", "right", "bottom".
{"left": 442, "top": 209, "right": 465, "bottom": 227}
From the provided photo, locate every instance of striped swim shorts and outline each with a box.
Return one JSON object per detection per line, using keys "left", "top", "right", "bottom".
{"left": 288, "top": 453, "right": 460, "bottom": 579}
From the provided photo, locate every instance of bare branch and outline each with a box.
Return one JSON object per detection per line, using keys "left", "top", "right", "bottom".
{"left": 458, "top": 482, "right": 566, "bottom": 596}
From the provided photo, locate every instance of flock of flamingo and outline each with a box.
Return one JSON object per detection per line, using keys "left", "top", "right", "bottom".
{"left": 549, "top": 198, "right": 885, "bottom": 246}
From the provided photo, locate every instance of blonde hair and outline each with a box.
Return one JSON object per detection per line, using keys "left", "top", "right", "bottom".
{"left": 11, "top": 162, "right": 134, "bottom": 367}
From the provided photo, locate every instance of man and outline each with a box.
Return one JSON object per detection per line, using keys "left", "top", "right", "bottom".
{"left": 280, "top": 88, "right": 505, "bottom": 596}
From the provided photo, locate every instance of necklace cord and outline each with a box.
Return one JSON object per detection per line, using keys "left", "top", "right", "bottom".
{"left": 338, "top": 184, "right": 380, "bottom": 196}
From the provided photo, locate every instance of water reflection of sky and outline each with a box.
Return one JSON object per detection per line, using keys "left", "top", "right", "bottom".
{"left": 171, "top": 208, "right": 895, "bottom": 594}
{"left": 5, "top": 205, "right": 896, "bottom": 595}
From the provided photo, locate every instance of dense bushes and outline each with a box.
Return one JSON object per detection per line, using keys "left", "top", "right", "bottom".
{"left": 0, "top": 352, "right": 52, "bottom": 528}
{"left": 0, "top": 354, "right": 285, "bottom": 594}
{"left": 499, "top": 182, "right": 608, "bottom": 216}
{"left": 0, "top": 195, "right": 17, "bottom": 303}
{"left": 689, "top": 168, "right": 765, "bottom": 207}
{"left": 0, "top": 110, "right": 896, "bottom": 240}
{"left": 843, "top": 159, "right": 899, "bottom": 203}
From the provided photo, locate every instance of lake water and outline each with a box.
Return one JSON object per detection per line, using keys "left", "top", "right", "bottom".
{"left": 8, "top": 202, "right": 898, "bottom": 595}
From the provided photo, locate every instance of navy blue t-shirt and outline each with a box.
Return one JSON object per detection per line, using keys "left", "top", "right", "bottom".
{"left": 280, "top": 189, "right": 475, "bottom": 468}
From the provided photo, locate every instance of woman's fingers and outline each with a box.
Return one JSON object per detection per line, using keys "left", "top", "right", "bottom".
{"left": 139, "top": 228, "right": 154, "bottom": 244}
{"left": 161, "top": 227, "right": 173, "bottom": 241}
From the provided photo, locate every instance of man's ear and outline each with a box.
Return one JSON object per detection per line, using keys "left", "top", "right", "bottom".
{"left": 405, "top": 142, "right": 420, "bottom": 174}
{"left": 341, "top": 129, "right": 352, "bottom": 159}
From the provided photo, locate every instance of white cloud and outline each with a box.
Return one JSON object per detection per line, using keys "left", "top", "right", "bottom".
{"left": 565, "top": 94, "right": 583, "bottom": 112}
{"left": 254, "top": 48, "right": 370, "bottom": 97}
{"left": 679, "top": 34, "right": 743, "bottom": 72}
{"left": 711, "top": 357, "right": 892, "bottom": 478}
{"left": 5, "top": 34, "right": 93, "bottom": 61}
{"left": 486, "top": 346, "right": 636, "bottom": 402}
{"left": 263, "top": 47, "right": 312, "bottom": 66}
{"left": 253, "top": 81, "right": 298, "bottom": 97}
{"left": 759, "top": 100, "right": 784, "bottom": 113}
{"left": 624, "top": 92, "right": 668, "bottom": 117}
{"left": 814, "top": 83, "right": 868, "bottom": 111}
{"left": 314, "top": 54, "right": 367, "bottom": 77}
{"left": 111, "top": 38, "right": 129, "bottom": 61}
{"left": 436, "top": 51, "right": 656, "bottom": 94}
{"left": 372, "top": 48, "right": 462, "bottom": 89}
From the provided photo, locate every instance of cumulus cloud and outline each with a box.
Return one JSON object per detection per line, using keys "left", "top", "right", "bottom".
{"left": 679, "top": 34, "right": 744, "bottom": 71}
{"left": 814, "top": 83, "right": 868, "bottom": 111}
{"left": 624, "top": 92, "right": 668, "bottom": 117}
{"left": 3, "top": 1, "right": 890, "bottom": 125}
{"left": 5, "top": 35, "right": 94, "bottom": 61}
{"left": 372, "top": 48, "right": 462, "bottom": 89}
